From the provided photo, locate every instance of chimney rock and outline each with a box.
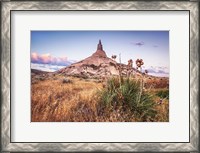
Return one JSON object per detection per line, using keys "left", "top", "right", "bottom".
{"left": 92, "top": 40, "right": 107, "bottom": 58}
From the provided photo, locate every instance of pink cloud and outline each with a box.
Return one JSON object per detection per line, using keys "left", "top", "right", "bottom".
{"left": 31, "top": 52, "right": 39, "bottom": 62}
{"left": 31, "top": 52, "right": 71, "bottom": 66}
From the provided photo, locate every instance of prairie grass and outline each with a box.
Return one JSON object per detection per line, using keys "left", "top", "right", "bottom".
{"left": 31, "top": 75, "right": 169, "bottom": 122}
{"left": 31, "top": 76, "right": 101, "bottom": 122}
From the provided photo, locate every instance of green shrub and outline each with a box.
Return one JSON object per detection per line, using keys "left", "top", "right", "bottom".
{"left": 98, "top": 77, "right": 157, "bottom": 121}
{"left": 156, "top": 89, "right": 169, "bottom": 99}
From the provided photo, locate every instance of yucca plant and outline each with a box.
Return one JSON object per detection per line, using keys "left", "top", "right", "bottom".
{"left": 98, "top": 77, "right": 157, "bottom": 121}
{"left": 99, "top": 77, "right": 119, "bottom": 107}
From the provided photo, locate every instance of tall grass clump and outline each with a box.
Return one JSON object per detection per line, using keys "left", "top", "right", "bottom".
{"left": 98, "top": 77, "right": 157, "bottom": 121}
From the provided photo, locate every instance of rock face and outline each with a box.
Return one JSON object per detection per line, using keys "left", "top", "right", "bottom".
{"left": 57, "top": 40, "right": 134, "bottom": 78}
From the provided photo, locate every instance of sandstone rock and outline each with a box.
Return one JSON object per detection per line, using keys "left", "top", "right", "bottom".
{"left": 56, "top": 40, "right": 137, "bottom": 79}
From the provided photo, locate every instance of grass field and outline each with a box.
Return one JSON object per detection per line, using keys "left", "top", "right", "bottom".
{"left": 31, "top": 75, "right": 169, "bottom": 122}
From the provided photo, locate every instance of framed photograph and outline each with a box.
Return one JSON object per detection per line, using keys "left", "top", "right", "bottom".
{"left": 1, "top": 0, "right": 199, "bottom": 152}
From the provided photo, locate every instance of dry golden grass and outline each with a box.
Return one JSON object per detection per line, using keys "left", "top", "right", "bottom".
{"left": 31, "top": 76, "right": 102, "bottom": 122}
{"left": 31, "top": 76, "right": 169, "bottom": 122}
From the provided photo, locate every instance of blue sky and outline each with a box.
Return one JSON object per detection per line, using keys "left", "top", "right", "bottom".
{"left": 31, "top": 31, "right": 169, "bottom": 76}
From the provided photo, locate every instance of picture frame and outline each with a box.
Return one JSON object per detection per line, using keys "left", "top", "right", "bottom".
{"left": 1, "top": 0, "right": 199, "bottom": 152}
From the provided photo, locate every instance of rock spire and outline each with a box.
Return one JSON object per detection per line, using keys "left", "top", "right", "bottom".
{"left": 92, "top": 40, "right": 107, "bottom": 58}
{"left": 97, "top": 39, "right": 103, "bottom": 50}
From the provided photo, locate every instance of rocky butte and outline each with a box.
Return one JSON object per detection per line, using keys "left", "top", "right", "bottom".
{"left": 57, "top": 40, "right": 138, "bottom": 78}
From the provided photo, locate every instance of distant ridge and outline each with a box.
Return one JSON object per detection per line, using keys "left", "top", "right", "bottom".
{"left": 31, "top": 69, "right": 49, "bottom": 75}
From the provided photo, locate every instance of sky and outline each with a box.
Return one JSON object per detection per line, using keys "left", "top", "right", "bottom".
{"left": 31, "top": 31, "right": 169, "bottom": 77}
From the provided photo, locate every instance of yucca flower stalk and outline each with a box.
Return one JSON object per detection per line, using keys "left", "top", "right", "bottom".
{"left": 118, "top": 53, "right": 122, "bottom": 87}
{"left": 135, "top": 59, "right": 146, "bottom": 105}
{"left": 136, "top": 59, "right": 144, "bottom": 72}
{"left": 111, "top": 55, "right": 117, "bottom": 61}
{"left": 127, "top": 59, "right": 133, "bottom": 78}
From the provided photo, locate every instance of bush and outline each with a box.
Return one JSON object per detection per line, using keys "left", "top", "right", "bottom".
{"left": 98, "top": 77, "right": 157, "bottom": 121}
{"left": 62, "top": 78, "right": 72, "bottom": 84}
{"left": 35, "top": 76, "right": 45, "bottom": 81}
{"left": 156, "top": 89, "right": 169, "bottom": 99}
